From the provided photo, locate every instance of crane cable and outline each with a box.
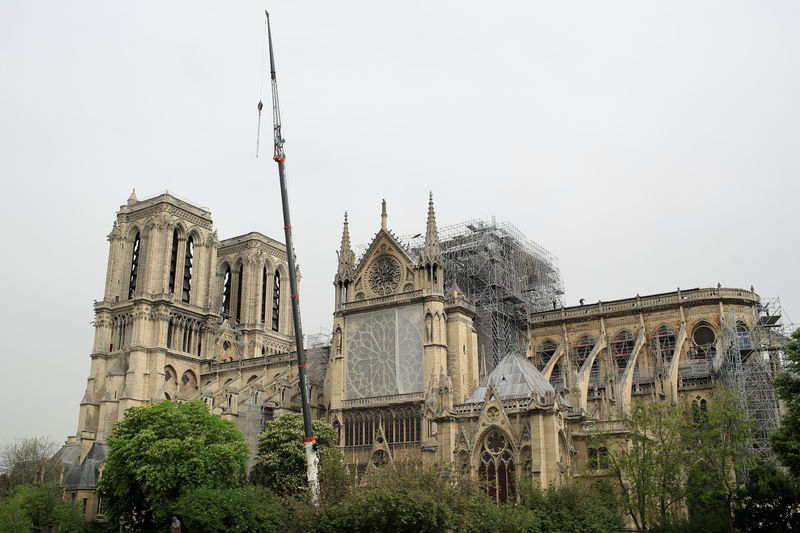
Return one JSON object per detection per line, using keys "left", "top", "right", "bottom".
{"left": 256, "top": 12, "right": 268, "bottom": 158}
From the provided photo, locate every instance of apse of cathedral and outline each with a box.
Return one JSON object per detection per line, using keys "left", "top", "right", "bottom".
{"left": 58, "top": 191, "right": 781, "bottom": 518}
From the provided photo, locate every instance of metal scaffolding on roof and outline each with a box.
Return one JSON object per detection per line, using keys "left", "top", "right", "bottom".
{"left": 403, "top": 218, "right": 564, "bottom": 375}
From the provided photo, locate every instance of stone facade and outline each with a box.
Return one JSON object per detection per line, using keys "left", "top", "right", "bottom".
{"left": 61, "top": 191, "right": 776, "bottom": 517}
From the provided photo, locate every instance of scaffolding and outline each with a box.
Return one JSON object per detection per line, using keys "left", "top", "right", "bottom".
{"left": 718, "top": 297, "right": 791, "bottom": 461}
{"left": 403, "top": 218, "right": 564, "bottom": 375}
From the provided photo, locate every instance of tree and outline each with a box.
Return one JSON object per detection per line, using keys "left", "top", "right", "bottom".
{"left": 590, "top": 402, "right": 687, "bottom": 532}
{"left": 97, "top": 400, "right": 249, "bottom": 530}
{"left": 250, "top": 413, "right": 338, "bottom": 496}
{"left": 734, "top": 460, "right": 800, "bottom": 532}
{"left": 771, "top": 327, "right": 800, "bottom": 476}
{"left": 681, "top": 387, "right": 753, "bottom": 533}
{"left": 0, "top": 483, "right": 87, "bottom": 533}
{"left": 0, "top": 436, "right": 58, "bottom": 494}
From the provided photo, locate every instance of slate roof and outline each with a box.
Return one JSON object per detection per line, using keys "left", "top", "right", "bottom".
{"left": 466, "top": 351, "right": 555, "bottom": 403}
{"left": 62, "top": 441, "right": 106, "bottom": 489}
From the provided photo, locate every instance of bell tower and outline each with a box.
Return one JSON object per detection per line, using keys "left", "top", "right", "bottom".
{"left": 76, "top": 191, "right": 218, "bottom": 460}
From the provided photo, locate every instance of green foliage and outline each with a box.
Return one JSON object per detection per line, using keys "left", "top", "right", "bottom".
{"left": 250, "top": 413, "right": 337, "bottom": 496}
{"left": 592, "top": 389, "right": 751, "bottom": 533}
{"left": 0, "top": 495, "right": 33, "bottom": 532}
{"left": 518, "top": 479, "right": 624, "bottom": 533}
{"left": 171, "top": 485, "right": 286, "bottom": 533}
{"left": 682, "top": 387, "right": 753, "bottom": 533}
{"left": 591, "top": 402, "right": 686, "bottom": 532}
{"left": 291, "top": 459, "right": 501, "bottom": 533}
{"left": 772, "top": 328, "right": 800, "bottom": 476}
{"left": 734, "top": 461, "right": 800, "bottom": 532}
{"left": 290, "top": 459, "right": 624, "bottom": 533}
{"left": 97, "top": 400, "right": 249, "bottom": 530}
{"left": 0, "top": 483, "right": 87, "bottom": 533}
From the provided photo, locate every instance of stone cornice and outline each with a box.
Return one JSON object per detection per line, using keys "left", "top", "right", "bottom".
{"left": 529, "top": 287, "right": 759, "bottom": 328}
{"left": 118, "top": 194, "right": 213, "bottom": 230}
{"left": 336, "top": 290, "right": 425, "bottom": 316}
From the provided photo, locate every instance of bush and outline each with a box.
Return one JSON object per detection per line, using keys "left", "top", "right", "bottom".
{"left": 172, "top": 485, "right": 286, "bottom": 533}
{"left": 0, "top": 483, "right": 87, "bottom": 532}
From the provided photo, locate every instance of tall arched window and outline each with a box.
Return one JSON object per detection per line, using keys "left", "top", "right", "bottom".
{"left": 272, "top": 270, "right": 280, "bottom": 331}
{"left": 182, "top": 236, "right": 194, "bottom": 302}
{"left": 736, "top": 322, "right": 753, "bottom": 356}
{"left": 235, "top": 264, "right": 244, "bottom": 323}
{"left": 478, "top": 430, "right": 515, "bottom": 504}
{"left": 222, "top": 267, "right": 231, "bottom": 317}
{"left": 650, "top": 326, "right": 676, "bottom": 368}
{"left": 534, "top": 340, "right": 558, "bottom": 371}
{"left": 168, "top": 230, "right": 179, "bottom": 293}
{"left": 611, "top": 331, "right": 635, "bottom": 373}
{"left": 261, "top": 267, "right": 268, "bottom": 323}
{"left": 691, "top": 323, "right": 716, "bottom": 360}
{"left": 571, "top": 336, "right": 595, "bottom": 371}
{"left": 128, "top": 232, "right": 140, "bottom": 299}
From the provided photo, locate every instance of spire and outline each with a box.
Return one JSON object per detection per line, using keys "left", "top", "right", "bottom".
{"left": 419, "top": 192, "right": 442, "bottom": 264}
{"left": 336, "top": 212, "right": 355, "bottom": 283}
{"left": 381, "top": 199, "right": 387, "bottom": 231}
{"left": 127, "top": 188, "right": 137, "bottom": 205}
{"left": 340, "top": 212, "right": 351, "bottom": 257}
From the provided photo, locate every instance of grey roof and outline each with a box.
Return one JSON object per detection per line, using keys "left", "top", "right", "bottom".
{"left": 466, "top": 352, "right": 555, "bottom": 403}
{"left": 62, "top": 441, "right": 107, "bottom": 489}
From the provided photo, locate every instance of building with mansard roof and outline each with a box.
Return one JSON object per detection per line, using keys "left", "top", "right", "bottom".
{"left": 59, "top": 191, "right": 783, "bottom": 519}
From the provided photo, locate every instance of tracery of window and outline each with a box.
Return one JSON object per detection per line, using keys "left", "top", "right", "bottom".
{"left": 691, "top": 324, "right": 716, "bottom": 360}
{"left": 478, "top": 429, "right": 515, "bottom": 504}
{"left": 342, "top": 406, "right": 421, "bottom": 447}
{"left": 272, "top": 271, "right": 280, "bottom": 332}
{"left": 182, "top": 236, "right": 194, "bottom": 303}
{"left": 588, "top": 447, "right": 610, "bottom": 470}
{"left": 534, "top": 340, "right": 558, "bottom": 371}
{"left": 168, "top": 230, "right": 179, "bottom": 293}
{"left": 235, "top": 264, "right": 244, "bottom": 323}
{"left": 736, "top": 322, "right": 753, "bottom": 357}
{"left": 370, "top": 449, "right": 390, "bottom": 468}
{"left": 261, "top": 267, "right": 267, "bottom": 323}
{"left": 222, "top": 267, "right": 231, "bottom": 318}
{"left": 128, "top": 232, "right": 140, "bottom": 299}
{"left": 650, "top": 325, "right": 676, "bottom": 368}
{"left": 571, "top": 336, "right": 595, "bottom": 372}
{"left": 610, "top": 331, "right": 635, "bottom": 373}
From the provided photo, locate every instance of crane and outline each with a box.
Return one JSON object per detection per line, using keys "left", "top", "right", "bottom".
{"left": 265, "top": 11, "right": 320, "bottom": 505}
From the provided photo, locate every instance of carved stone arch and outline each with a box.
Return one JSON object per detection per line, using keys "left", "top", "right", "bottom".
{"left": 172, "top": 220, "right": 187, "bottom": 237}
{"left": 185, "top": 227, "right": 203, "bottom": 247}
{"left": 164, "top": 365, "right": 178, "bottom": 386}
{"left": 125, "top": 224, "right": 143, "bottom": 243}
{"left": 274, "top": 262, "right": 290, "bottom": 279}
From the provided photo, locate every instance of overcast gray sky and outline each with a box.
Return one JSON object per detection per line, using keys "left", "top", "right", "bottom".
{"left": 1, "top": 1, "right": 798, "bottom": 444}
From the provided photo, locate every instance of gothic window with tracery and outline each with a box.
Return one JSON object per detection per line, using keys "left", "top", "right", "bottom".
{"left": 691, "top": 323, "right": 716, "bottom": 360}
{"left": 261, "top": 267, "right": 267, "bottom": 323}
{"left": 650, "top": 325, "right": 676, "bottom": 369}
{"left": 168, "top": 230, "right": 179, "bottom": 293}
{"left": 272, "top": 271, "right": 280, "bottom": 331}
{"left": 128, "top": 232, "right": 140, "bottom": 299}
{"left": 478, "top": 429, "right": 515, "bottom": 504}
{"left": 535, "top": 340, "right": 558, "bottom": 371}
{"left": 182, "top": 236, "right": 194, "bottom": 303}
{"left": 610, "top": 331, "right": 635, "bottom": 374}
{"left": 235, "top": 263, "right": 243, "bottom": 323}
{"left": 222, "top": 267, "right": 231, "bottom": 317}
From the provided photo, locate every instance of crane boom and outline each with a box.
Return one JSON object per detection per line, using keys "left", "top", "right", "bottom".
{"left": 265, "top": 11, "right": 320, "bottom": 505}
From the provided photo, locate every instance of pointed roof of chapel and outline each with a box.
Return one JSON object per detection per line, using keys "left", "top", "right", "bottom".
{"left": 465, "top": 351, "right": 554, "bottom": 403}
